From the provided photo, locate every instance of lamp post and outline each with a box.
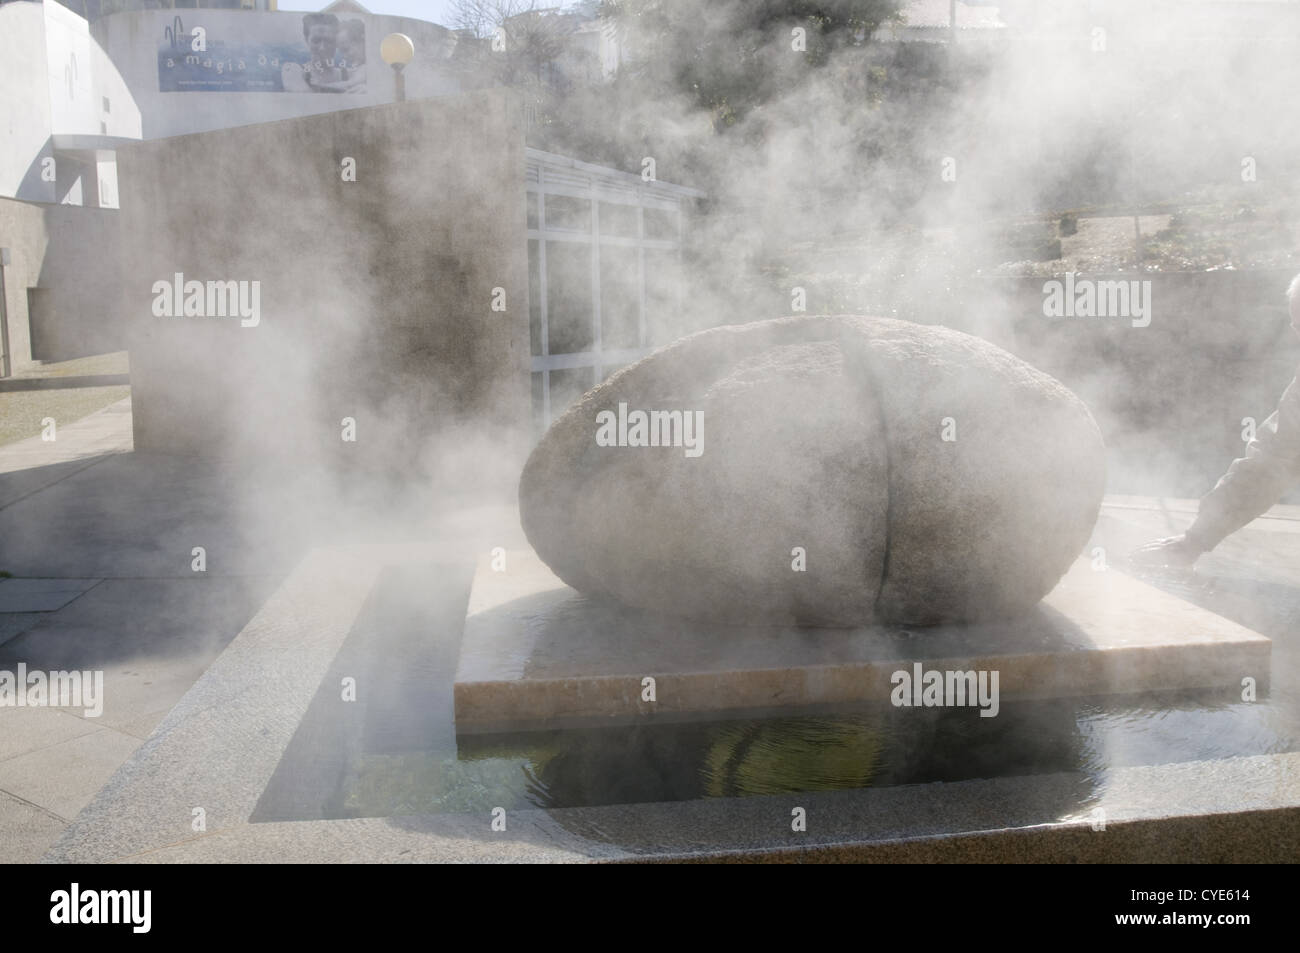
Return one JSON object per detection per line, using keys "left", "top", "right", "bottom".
{"left": 380, "top": 33, "right": 414, "bottom": 102}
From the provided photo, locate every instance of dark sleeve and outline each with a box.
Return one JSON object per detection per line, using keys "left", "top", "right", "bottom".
{"left": 1186, "top": 371, "right": 1300, "bottom": 551}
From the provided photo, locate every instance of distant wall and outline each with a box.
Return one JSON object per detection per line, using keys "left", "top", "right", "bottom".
{"left": 738, "top": 267, "right": 1300, "bottom": 498}
{"left": 118, "top": 90, "right": 531, "bottom": 486}
{"left": 31, "top": 204, "right": 123, "bottom": 361}
{"left": 0, "top": 195, "right": 124, "bottom": 370}
{"left": 933, "top": 271, "right": 1300, "bottom": 499}
{"left": 884, "top": 269, "right": 1299, "bottom": 499}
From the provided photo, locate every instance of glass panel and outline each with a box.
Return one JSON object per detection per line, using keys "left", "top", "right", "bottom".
{"left": 643, "top": 248, "right": 683, "bottom": 347}
{"left": 543, "top": 194, "right": 591, "bottom": 232}
{"left": 643, "top": 207, "right": 679, "bottom": 241}
{"left": 598, "top": 201, "right": 638, "bottom": 239}
{"left": 526, "top": 192, "right": 538, "bottom": 230}
{"left": 600, "top": 245, "right": 640, "bottom": 350}
{"left": 546, "top": 241, "right": 593, "bottom": 354}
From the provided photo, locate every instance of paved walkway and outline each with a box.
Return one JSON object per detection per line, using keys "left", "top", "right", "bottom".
{"left": 0, "top": 400, "right": 134, "bottom": 860}
{"left": 0, "top": 398, "right": 290, "bottom": 861}
{"left": 0, "top": 395, "right": 489, "bottom": 861}
{"left": 0, "top": 396, "right": 133, "bottom": 511}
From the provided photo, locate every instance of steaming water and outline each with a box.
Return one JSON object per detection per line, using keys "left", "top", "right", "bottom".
{"left": 252, "top": 559, "right": 1299, "bottom": 823}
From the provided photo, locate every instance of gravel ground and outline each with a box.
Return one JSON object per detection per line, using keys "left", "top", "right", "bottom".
{"left": 0, "top": 386, "right": 131, "bottom": 447}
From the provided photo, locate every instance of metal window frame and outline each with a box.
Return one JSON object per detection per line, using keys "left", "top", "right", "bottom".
{"left": 525, "top": 147, "right": 702, "bottom": 429}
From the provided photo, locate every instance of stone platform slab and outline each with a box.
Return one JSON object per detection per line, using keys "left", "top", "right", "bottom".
{"left": 453, "top": 549, "right": 1271, "bottom": 733}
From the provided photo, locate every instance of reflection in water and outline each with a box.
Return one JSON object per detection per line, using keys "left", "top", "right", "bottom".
{"left": 322, "top": 688, "right": 1294, "bottom": 819}
{"left": 329, "top": 701, "right": 1092, "bottom": 815}
{"left": 700, "top": 716, "right": 884, "bottom": 797}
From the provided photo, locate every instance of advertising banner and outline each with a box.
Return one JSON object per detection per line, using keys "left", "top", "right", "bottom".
{"left": 157, "top": 12, "right": 367, "bottom": 93}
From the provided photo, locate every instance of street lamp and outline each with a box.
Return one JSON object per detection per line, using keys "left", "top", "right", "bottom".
{"left": 380, "top": 33, "right": 414, "bottom": 102}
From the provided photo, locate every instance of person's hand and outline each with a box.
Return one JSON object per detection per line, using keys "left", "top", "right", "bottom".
{"left": 1129, "top": 534, "right": 1203, "bottom": 569}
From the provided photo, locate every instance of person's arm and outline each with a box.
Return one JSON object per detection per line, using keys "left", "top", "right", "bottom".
{"left": 1185, "top": 370, "right": 1300, "bottom": 551}
{"left": 1131, "top": 366, "right": 1300, "bottom": 568}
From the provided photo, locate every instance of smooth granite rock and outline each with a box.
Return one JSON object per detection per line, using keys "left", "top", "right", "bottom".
{"left": 519, "top": 316, "right": 1106, "bottom": 625}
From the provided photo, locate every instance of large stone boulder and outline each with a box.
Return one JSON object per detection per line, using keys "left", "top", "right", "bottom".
{"left": 519, "top": 316, "right": 1106, "bottom": 626}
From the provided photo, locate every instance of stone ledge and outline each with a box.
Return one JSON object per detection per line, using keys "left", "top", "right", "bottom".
{"left": 453, "top": 548, "right": 1270, "bottom": 733}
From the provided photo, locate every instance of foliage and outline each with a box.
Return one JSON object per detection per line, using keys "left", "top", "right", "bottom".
{"left": 600, "top": 0, "right": 906, "bottom": 127}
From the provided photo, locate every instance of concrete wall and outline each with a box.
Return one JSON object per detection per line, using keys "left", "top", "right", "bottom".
{"left": 0, "top": 195, "right": 124, "bottom": 370}
{"left": 118, "top": 90, "right": 531, "bottom": 485}
{"left": 45, "top": 0, "right": 98, "bottom": 137}
{"left": 0, "top": 2, "right": 56, "bottom": 203}
{"left": 0, "top": 198, "right": 49, "bottom": 373}
{"left": 83, "top": 11, "right": 145, "bottom": 143}
{"left": 93, "top": 9, "right": 463, "bottom": 140}
{"left": 30, "top": 204, "right": 123, "bottom": 361}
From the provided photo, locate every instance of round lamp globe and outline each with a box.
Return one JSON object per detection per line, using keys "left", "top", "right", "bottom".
{"left": 380, "top": 33, "right": 415, "bottom": 67}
